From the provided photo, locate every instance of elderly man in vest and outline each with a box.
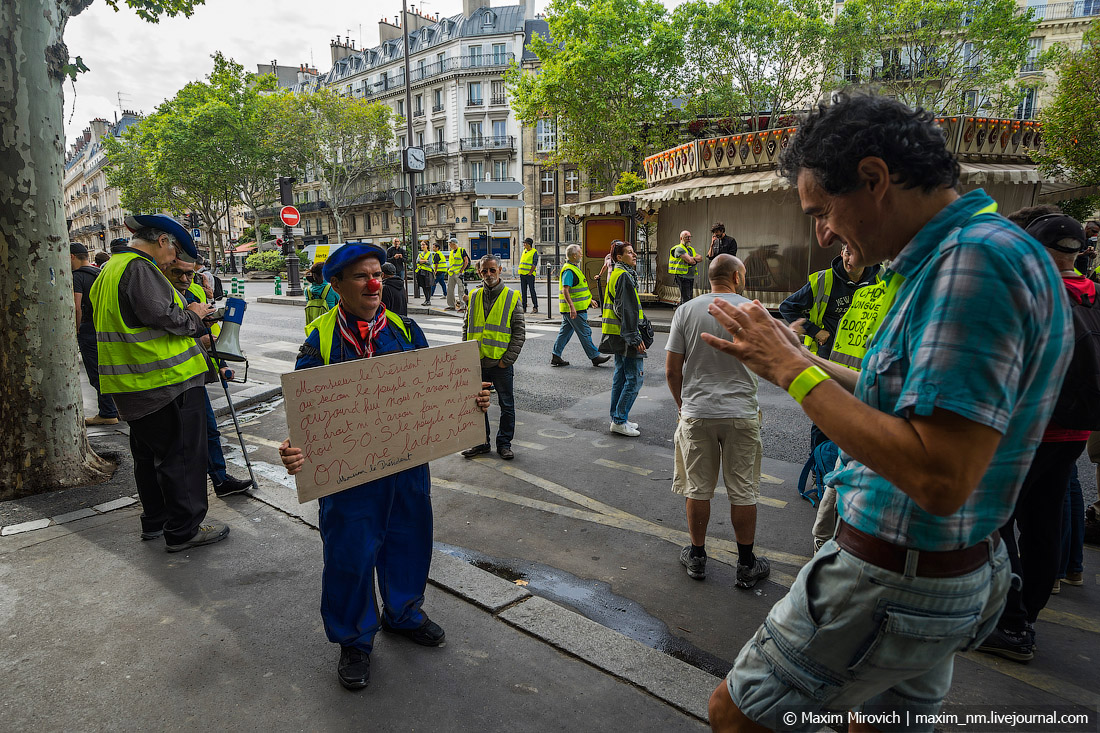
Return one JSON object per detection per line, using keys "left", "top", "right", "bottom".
{"left": 89, "top": 214, "right": 228, "bottom": 553}
{"left": 445, "top": 237, "right": 470, "bottom": 312}
{"left": 669, "top": 230, "right": 703, "bottom": 305}
{"left": 461, "top": 254, "right": 526, "bottom": 461}
{"left": 160, "top": 255, "right": 254, "bottom": 499}
{"left": 550, "top": 244, "right": 612, "bottom": 368}
{"left": 278, "top": 243, "right": 491, "bottom": 690}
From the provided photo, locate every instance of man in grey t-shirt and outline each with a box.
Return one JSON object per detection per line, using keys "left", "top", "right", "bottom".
{"left": 665, "top": 254, "right": 769, "bottom": 588}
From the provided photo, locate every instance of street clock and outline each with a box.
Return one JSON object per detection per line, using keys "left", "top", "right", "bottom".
{"left": 402, "top": 146, "right": 426, "bottom": 172}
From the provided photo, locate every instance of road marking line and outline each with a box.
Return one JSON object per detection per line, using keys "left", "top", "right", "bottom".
{"left": 511, "top": 440, "right": 547, "bottom": 451}
{"left": 422, "top": 332, "right": 462, "bottom": 344}
{"left": 240, "top": 434, "right": 285, "bottom": 449}
{"left": 757, "top": 495, "right": 788, "bottom": 509}
{"left": 244, "top": 355, "right": 294, "bottom": 375}
{"left": 959, "top": 651, "right": 1100, "bottom": 707}
{"left": 1038, "top": 607, "right": 1100, "bottom": 635}
{"left": 434, "top": 478, "right": 800, "bottom": 587}
{"left": 537, "top": 428, "right": 575, "bottom": 439}
{"left": 257, "top": 340, "right": 305, "bottom": 351}
{"left": 594, "top": 458, "right": 652, "bottom": 476}
{"left": 760, "top": 473, "right": 784, "bottom": 485}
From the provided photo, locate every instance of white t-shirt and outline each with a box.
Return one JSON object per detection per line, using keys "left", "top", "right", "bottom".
{"left": 666, "top": 292, "right": 759, "bottom": 419}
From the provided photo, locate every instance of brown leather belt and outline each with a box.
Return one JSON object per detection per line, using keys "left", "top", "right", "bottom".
{"left": 835, "top": 521, "right": 1000, "bottom": 578}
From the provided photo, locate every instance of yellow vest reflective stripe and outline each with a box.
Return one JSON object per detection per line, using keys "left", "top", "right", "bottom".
{"left": 416, "top": 251, "right": 434, "bottom": 272}
{"left": 667, "top": 243, "right": 697, "bottom": 276}
{"left": 559, "top": 263, "right": 592, "bottom": 313}
{"left": 186, "top": 282, "right": 220, "bottom": 338}
{"left": 90, "top": 252, "right": 209, "bottom": 394}
{"left": 518, "top": 247, "right": 537, "bottom": 275}
{"left": 447, "top": 248, "right": 466, "bottom": 275}
{"left": 601, "top": 267, "right": 645, "bottom": 336}
{"left": 305, "top": 307, "right": 412, "bottom": 365}
{"left": 828, "top": 272, "right": 905, "bottom": 371}
{"left": 803, "top": 268, "right": 834, "bottom": 354}
{"left": 467, "top": 286, "right": 518, "bottom": 359}
{"left": 432, "top": 251, "right": 446, "bottom": 273}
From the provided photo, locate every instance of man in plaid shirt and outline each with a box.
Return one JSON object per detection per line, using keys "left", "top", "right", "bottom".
{"left": 705, "top": 94, "right": 1072, "bottom": 732}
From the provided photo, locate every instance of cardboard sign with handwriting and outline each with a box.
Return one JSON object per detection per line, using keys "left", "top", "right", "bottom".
{"left": 281, "top": 340, "right": 484, "bottom": 503}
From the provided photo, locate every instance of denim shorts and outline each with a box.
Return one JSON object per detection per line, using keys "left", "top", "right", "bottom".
{"left": 727, "top": 538, "right": 1010, "bottom": 732}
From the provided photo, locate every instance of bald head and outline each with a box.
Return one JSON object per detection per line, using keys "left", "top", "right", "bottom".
{"left": 708, "top": 254, "right": 745, "bottom": 293}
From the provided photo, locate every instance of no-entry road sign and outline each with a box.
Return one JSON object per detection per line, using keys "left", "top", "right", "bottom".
{"left": 280, "top": 206, "right": 301, "bottom": 227}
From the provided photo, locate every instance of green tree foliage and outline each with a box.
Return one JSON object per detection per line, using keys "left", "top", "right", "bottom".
{"left": 613, "top": 171, "right": 648, "bottom": 196}
{"left": 1036, "top": 22, "right": 1100, "bottom": 190}
{"left": 673, "top": 0, "right": 834, "bottom": 129}
{"left": 832, "top": 0, "right": 1048, "bottom": 116}
{"left": 268, "top": 88, "right": 395, "bottom": 246}
{"left": 506, "top": 0, "right": 683, "bottom": 191}
{"left": 245, "top": 249, "right": 311, "bottom": 272}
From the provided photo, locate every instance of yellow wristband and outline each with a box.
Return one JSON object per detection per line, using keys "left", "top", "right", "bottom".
{"left": 787, "top": 365, "right": 832, "bottom": 405}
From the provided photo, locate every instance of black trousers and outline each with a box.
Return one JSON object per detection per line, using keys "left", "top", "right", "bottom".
{"left": 519, "top": 275, "right": 538, "bottom": 310}
{"left": 128, "top": 386, "right": 210, "bottom": 544}
{"left": 676, "top": 276, "right": 695, "bottom": 304}
{"left": 997, "top": 439, "right": 1086, "bottom": 631}
{"left": 77, "top": 330, "right": 118, "bottom": 418}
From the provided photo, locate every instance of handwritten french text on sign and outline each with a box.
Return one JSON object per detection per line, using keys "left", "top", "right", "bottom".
{"left": 281, "top": 340, "right": 483, "bottom": 503}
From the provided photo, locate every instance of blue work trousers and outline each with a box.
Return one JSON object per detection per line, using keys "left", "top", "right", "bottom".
{"left": 432, "top": 273, "right": 448, "bottom": 296}
{"left": 552, "top": 311, "right": 600, "bottom": 360}
{"left": 204, "top": 389, "right": 228, "bottom": 484}
{"left": 318, "top": 464, "right": 433, "bottom": 653}
{"left": 610, "top": 355, "right": 644, "bottom": 425}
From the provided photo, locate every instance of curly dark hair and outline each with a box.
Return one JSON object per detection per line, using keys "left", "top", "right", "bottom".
{"left": 1006, "top": 204, "right": 1062, "bottom": 230}
{"left": 778, "top": 93, "right": 959, "bottom": 195}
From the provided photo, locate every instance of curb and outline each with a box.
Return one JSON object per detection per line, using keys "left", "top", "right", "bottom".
{"left": 210, "top": 384, "right": 284, "bottom": 418}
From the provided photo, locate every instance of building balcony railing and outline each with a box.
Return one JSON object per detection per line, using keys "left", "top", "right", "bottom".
{"left": 300, "top": 200, "right": 329, "bottom": 213}
{"left": 432, "top": 104, "right": 444, "bottom": 113}
{"left": 408, "top": 52, "right": 516, "bottom": 84}
{"left": 467, "top": 98, "right": 484, "bottom": 107}
{"left": 459, "top": 136, "right": 515, "bottom": 152}
{"left": 457, "top": 179, "right": 480, "bottom": 192}
{"left": 415, "top": 181, "right": 455, "bottom": 197}
{"left": 1030, "top": 0, "right": 1100, "bottom": 20}
{"left": 1020, "top": 61, "right": 1042, "bottom": 73}
{"left": 490, "top": 95, "right": 507, "bottom": 106}
{"left": 424, "top": 141, "right": 449, "bottom": 156}
{"left": 414, "top": 108, "right": 425, "bottom": 118}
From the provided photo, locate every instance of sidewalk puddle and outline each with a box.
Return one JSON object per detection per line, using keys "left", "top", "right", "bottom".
{"left": 436, "top": 542, "right": 732, "bottom": 678}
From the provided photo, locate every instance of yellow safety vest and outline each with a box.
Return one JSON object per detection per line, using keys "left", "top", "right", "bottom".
{"left": 467, "top": 286, "right": 519, "bottom": 360}
{"left": 432, "top": 250, "right": 446, "bottom": 273}
{"left": 416, "top": 251, "right": 434, "bottom": 273}
{"left": 90, "top": 252, "right": 210, "bottom": 394}
{"left": 518, "top": 247, "right": 537, "bottom": 276}
{"left": 667, "top": 243, "right": 698, "bottom": 276}
{"left": 304, "top": 307, "right": 412, "bottom": 364}
{"left": 803, "top": 268, "right": 834, "bottom": 354}
{"left": 186, "top": 281, "right": 221, "bottom": 338}
{"left": 827, "top": 273, "right": 905, "bottom": 371}
{"left": 601, "top": 266, "right": 645, "bottom": 336}
{"left": 559, "top": 263, "right": 592, "bottom": 313}
{"left": 447, "top": 248, "right": 466, "bottom": 276}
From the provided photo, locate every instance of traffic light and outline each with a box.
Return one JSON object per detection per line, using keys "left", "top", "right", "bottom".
{"left": 97, "top": 232, "right": 105, "bottom": 243}
{"left": 277, "top": 177, "right": 296, "bottom": 206}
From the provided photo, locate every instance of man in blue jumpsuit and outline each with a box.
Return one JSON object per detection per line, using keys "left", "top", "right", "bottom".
{"left": 278, "top": 243, "right": 489, "bottom": 691}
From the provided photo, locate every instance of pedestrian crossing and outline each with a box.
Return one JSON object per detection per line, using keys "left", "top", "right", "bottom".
{"left": 243, "top": 316, "right": 563, "bottom": 375}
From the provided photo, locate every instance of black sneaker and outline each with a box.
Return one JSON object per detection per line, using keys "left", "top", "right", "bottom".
{"left": 461, "top": 443, "right": 492, "bottom": 459}
{"left": 165, "top": 522, "right": 230, "bottom": 553}
{"left": 679, "top": 545, "right": 707, "bottom": 580}
{"left": 380, "top": 615, "right": 446, "bottom": 647}
{"left": 213, "top": 475, "right": 253, "bottom": 497}
{"left": 550, "top": 354, "right": 570, "bottom": 367}
{"left": 736, "top": 556, "right": 771, "bottom": 589}
{"left": 977, "top": 627, "right": 1034, "bottom": 662}
{"left": 337, "top": 646, "right": 371, "bottom": 690}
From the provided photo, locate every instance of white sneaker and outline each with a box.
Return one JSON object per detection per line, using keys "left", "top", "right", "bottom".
{"left": 610, "top": 421, "right": 640, "bottom": 437}
{"left": 625, "top": 420, "right": 638, "bottom": 430}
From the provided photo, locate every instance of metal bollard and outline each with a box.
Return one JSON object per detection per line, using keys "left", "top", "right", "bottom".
{"left": 274, "top": 275, "right": 282, "bottom": 296}
{"left": 231, "top": 277, "right": 239, "bottom": 295}
{"left": 239, "top": 280, "right": 245, "bottom": 299}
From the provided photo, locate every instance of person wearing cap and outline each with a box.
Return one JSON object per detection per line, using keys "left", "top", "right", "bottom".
{"left": 462, "top": 254, "right": 526, "bottom": 461}
{"left": 71, "top": 242, "right": 119, "bottom": 426}
{"left": 160, "top": 256, "right": 254, "bottom": 499}
{"left": 518, "top": 237, "right": 539, "bottom": 313}
{"left": 89, "top": 214, "right": 229, "bottom": 553}
{"left": 550, "top": 244, "right": 611, "bottom": 368}
{"left": 277, "top": 243, "right": 491, "bottom": 691}
{"left": 445, "top": 237, "right": 470, "bottom": 312}
{"left": 109, "top": 237, "right": 130, "bottom": 253}
{"left": 975, "top": 208, "right": 1095, "bottom": 663}
{"left": 380, "top": 261, "right": 407, "bottom": 315}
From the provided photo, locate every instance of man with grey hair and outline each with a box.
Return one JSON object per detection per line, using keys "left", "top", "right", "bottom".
{"left": 666, "top": 255, "right": 768, "bottom": 588}
{"left": 551, "top": 244, "right": 612, "bottom": 368}
{"left": 462, "top": 254, "right": 526, "bottom": 460}
{"left": 445, "top": 237, "right": 470, "bottom": 312}
{"left": 669, "top": 229, "right": 703, "bottom": 305}
{"left": 90, "top": 214, "right": 229, "bottom": 553}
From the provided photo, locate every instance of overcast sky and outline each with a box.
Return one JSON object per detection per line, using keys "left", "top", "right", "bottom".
{"left": 63, "top": 0, "right": 682, "bottom": 144}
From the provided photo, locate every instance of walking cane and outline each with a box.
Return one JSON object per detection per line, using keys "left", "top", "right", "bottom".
{"left": 220, "top": 370, "right": 258, "bottom": 490}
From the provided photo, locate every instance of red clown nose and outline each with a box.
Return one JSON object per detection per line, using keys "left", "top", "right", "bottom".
{"left": 366, "top": 277, "right": 382, "bottom": 295}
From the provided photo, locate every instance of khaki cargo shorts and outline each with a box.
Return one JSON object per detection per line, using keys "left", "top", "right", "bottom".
{"left": 672, "top": 414, "right": 762, "bottom": 505}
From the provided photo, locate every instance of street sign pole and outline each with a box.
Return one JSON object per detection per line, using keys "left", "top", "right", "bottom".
{"left": 278, "top": 182, "right": 304, "bottom": 297}
{"left": 401, "top": 0, "right": 418, "bottom": 255}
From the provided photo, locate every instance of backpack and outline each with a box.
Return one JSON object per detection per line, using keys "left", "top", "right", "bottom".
{"left": 796, "top": 440, "right": 840, "bottom": 507}
{"left": 305, "top": 283, "right": 334, "bottom": 325}
{"left": 212, "top": 274, "right": 225, "bottom": 300}
{"left": 1051, "top": 293, "right": 1100, "bottom": 430}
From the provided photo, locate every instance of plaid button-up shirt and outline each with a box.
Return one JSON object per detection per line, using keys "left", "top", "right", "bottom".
{"left": 830, "top": 189, "right": 1072, "bottom": 551}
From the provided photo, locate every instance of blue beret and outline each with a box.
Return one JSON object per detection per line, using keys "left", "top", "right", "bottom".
{"left": 322, "top": 243, "right": 387, "bottom": 281}
{"left": 125, "top": 214, "right": 197, "bottom": 259}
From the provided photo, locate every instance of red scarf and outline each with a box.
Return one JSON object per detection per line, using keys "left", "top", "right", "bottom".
{"left": 336, "top": 304, "right": 388, "bottom": 359}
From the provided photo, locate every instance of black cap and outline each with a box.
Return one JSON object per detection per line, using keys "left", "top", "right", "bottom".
{"left": 109, "top": 238, "right": 130, "bottom": 253}
{"left": 523, "top": 237, "right": 534, "bottom": 245}
{"left": 1026, "top": 214, "right": 1086, "bottom": 253}
{"left": 70, "top": 242, "right": 88, "bottom": 255}
{"left": 381, "top": 262, "right": 397, "bottom": 276}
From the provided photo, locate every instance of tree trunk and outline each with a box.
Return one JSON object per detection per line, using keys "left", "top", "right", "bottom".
{"left": 0, "top": 0, "right": 115, "bottom": 499}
